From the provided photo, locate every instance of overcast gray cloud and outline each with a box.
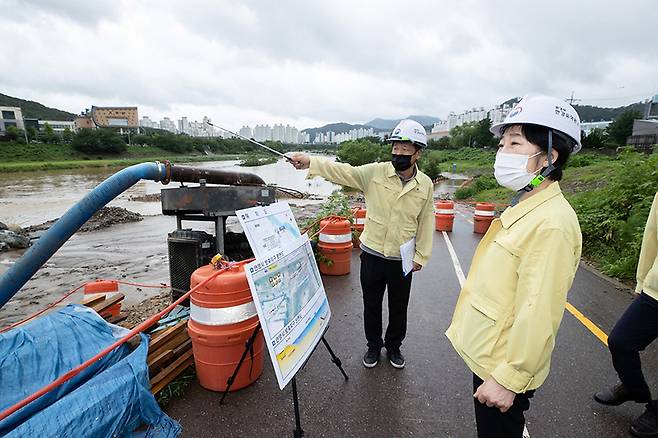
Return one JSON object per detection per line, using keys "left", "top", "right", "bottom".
{"left": 0, "top": 0, "right": 656, "bottom": 129}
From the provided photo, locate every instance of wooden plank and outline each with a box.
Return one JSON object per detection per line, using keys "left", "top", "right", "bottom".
{"left": 148, "top": 330, "right": 189, "bottom": 362}
{"left": 148, "top": 320, "right": 187, "bottom": 350}
{"left": 150, "top": 356, "right": 194, "bottom": 395}
{"left": 149, "top": 321, "right": 187, "bottom": 352}
{"left": 150, "top": 349, "right": 194, "bottom": 390}
{"left": 148, "top": 349, "right": 175, "bottom": 376}
{"left": 148, "top": 338, "right": 192, "bottom": 376}
{"left": 172, "top": 338, "right": 192, "bottom": 356}
{"left": 90, "top": 293, "right": 125, "bottom": 314}
{"left": 106, "top": 314, "right": 128, "bottom": 325}
{"left": 81, "top": 294, "right": 106, "bottom": 307}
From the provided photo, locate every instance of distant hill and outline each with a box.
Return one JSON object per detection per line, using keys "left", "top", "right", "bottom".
{"left": 0, "top": 93, "right": 77, "bottom": 121}
{"left": 365, "top": 115, "right": 440, "bottom": 131}
{"left": 302, "top": 122, "right": 373, "bottom": 137}
{"left": 573, "top": 102, "right": 646, "bottom": 122}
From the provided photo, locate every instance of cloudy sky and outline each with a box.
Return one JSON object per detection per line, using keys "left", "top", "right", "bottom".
{"left": 1, "top": 0, "right": 656, "bottom": 130}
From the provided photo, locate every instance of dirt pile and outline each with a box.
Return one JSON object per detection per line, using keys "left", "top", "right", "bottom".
{"left": 25, "top": 206, "right": 143, "bottom": 236}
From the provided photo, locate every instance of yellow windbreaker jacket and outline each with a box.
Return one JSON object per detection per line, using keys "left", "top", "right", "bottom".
{"left": 307, "top": 157, "right": 434, "bottom": 266}
{"left": 446, "top": 182, "right": 582, "bottom": 393}
{"left": 637, "top": 192, "right": 658, "bottom": 300}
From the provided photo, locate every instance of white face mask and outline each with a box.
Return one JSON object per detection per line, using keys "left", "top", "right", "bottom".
{"left": 494, "top": 151, "right": 542, "bottom": 191}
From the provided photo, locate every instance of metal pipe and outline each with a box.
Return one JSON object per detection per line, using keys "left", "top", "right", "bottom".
{"left": 168, "top": 164, "right": 265, "bottom": 186}
{"left": 0, "top": 162, "right": 168, "bottom": 308}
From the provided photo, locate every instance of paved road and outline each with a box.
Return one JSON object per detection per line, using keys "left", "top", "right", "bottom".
{"left": 165, "top": 209, "right": 657, "bottom": 437}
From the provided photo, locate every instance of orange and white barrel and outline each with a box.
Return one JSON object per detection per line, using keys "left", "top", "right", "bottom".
{"left": 473, "top": 203, "right": 495, "bottom": 234}
{"left": 187, "top": 261, "right": 264, "bottom": 392}
{"left": 318, "top": 217, "right": 353, "bottom": 276}
{"left": 354, "top": 208, "right": 366, "bottom": 232}
{"left": 434, "top": 200, "right": 455, "bottom": 232}
{"left": 84, "top": 279, "right": 121, "bottom": 318}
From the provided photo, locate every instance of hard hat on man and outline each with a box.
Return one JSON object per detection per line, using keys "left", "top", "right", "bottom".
{"left": 388, "top": 119, "right": 427, "bottom": 149}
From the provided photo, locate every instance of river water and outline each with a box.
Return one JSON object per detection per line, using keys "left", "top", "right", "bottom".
{"left": 0, "top": 158, "right": 340, "bottom": 227}
{"left": 0, "top": 157, "right": 466, "bottom": 326}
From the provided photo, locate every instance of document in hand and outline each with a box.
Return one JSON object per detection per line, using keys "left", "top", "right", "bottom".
{"left": 400, "top": 237, "right": 416, "bottom": 276}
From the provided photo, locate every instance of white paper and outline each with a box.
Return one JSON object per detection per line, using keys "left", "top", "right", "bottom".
{"left": 236, "top": 202, "right": 301, "bottom": 258}
{"left": 400, "top": 237, "right": 416, "bottom": 276}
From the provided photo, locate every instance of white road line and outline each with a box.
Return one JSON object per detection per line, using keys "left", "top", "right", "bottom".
{"left": 441, "top": 230, "right": 532, "bottom": 438}
{"left": 441, "top": 231, "right": 465, "bottom": 287}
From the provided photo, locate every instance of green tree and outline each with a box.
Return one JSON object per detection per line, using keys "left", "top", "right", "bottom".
{"left": 448, "top": 119, "right": 496, "bottom": 149}
{"left": 62, "top": 127, "right": 73, "bottom": 143}
{"left": 606, "top": 110, "right": 642, "bottom": 146}
{"left": 336, "top": 138, "right": 389, "bottom": 166}
{"left": 72, "top": 128, "right": 126, "bottom": 154}
{"left": 581, "top": 128, "right": 609, "bottom": 149}
{"left": 42, "top": 122, "right": 59, "bottom": 143}
{"left": 427, "top": 136, "right": 451, "bottom": 150}
{"left": 449, "top": 124, "right": 468, "bottom": 148}
{"left": 417, "top": 150, "right": 442, "bottom": 180}
{"left": 151, "top": 133, "right": 194, "bottom": 153}
{"left": 472, "top": 118, "right": 496, "bottom": 148}
{"left": 3, "top": 125, "right": 25, "bottom": 143}
{"left": 27, "top": 127, "right": 38, "bottom": 142}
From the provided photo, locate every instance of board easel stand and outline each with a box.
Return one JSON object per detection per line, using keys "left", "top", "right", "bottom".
{"left": 220, "top": 323, "right": 348, "bottom": 437}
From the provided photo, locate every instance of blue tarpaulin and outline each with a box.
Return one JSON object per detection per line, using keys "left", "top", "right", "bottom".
{"left": 0, "top": 304, "right": 181, "bottom": 437}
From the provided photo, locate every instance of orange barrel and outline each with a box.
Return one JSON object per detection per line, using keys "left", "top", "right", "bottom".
{"left": 84, "top": 280, "right": 121, "bottom": 318}
{"left": 354, "top": 208, "right": 366, "bottom": 232}
{"left": 187, "top": 261, "right": 265, "bottom": 392}
{"left": 434, "top": 200, "right": 455, "bottom": 232}
{"left": 318, "top": 218, "right": 353, "bottom": 276}
{"left": 473, "top": 203, "right": 495, "bottom": 234}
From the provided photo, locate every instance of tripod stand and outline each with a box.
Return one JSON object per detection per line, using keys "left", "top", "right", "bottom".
{"left": 220, "top": 324, "right": 348, "bottom": 437}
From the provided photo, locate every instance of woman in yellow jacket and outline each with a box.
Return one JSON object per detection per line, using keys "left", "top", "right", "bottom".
{"left": 446, "top": 95, "right": 583, "bottom": 438}
{"left": 595, "top": 191, "right": 658, "bottom": 438}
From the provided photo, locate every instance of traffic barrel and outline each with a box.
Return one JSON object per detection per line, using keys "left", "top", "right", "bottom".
{"left": 354, "top": 208, "right": 366, "bottom": 232}
{"left": 434, "top": 201, "right": 455, "bottom": 232}
{"left": 473, "top": 203, "right": 495, "bottom": 234}
{"left": 318, "top": 217, "right": 353, "bottom": 276}
{"left": 84, "top": 279, "right": 121, "bottom": 318}
{"left": 188, "top": 261, "right": 264, "bottom": 392}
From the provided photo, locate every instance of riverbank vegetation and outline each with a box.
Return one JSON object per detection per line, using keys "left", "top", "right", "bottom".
{"left": 238, "top": 154, "right": 278, "bottom": 166}
{"left": 454, "top": 149, "right": 657, "bottom": 280}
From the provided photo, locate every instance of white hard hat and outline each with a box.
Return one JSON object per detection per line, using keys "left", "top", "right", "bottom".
{"left": 388, "top": 119, "right": 427, "bottom": 148}
{"left": 490, "top": 94, "right": 582, "bottom": 153}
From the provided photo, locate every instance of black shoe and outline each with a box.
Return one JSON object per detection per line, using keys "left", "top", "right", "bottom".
{"left": 362, "top": 348, "right": 380, "bottom": 368}
{"left": 594, "top": 383, "right": 651, "bottom": 406}
{"left": 631, "top": 407, "right": 658, "bottom": 437}
{"left": 387, "top": 349, "right": 405, "bottom": 369}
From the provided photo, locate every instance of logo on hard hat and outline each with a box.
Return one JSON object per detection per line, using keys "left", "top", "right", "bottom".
{"left": 393, "top": 128, "right": 401, "bottom": 135}
{"left": 508, "top": 106, "right": 523, "bottom": 118}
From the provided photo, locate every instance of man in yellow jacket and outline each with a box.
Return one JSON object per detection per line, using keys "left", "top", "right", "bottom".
{"left": 446, "top": 95, "right": 583, "bottom": 438}
{"left": 289, "top": 119, "right": 434, "bottom": 369}
{"left": 595, "top": 191, "right": 658, "bottom": 438}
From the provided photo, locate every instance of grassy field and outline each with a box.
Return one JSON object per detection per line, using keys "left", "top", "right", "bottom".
{"left": 0, "top": 142, "right": 242, "bottom": 172}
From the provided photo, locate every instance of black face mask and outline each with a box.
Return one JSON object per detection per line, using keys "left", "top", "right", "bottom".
{"left": 391, "top": 154, "right": 414, "bottom": 171}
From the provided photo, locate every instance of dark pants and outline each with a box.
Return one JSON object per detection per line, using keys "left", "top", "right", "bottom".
{"left": 608, "top": 292, "right": 658, "bottom": 410}
{"left": 473, "top": 374, "right": 535, "bottom": 438}
{"left": 359, "top": 251, "right": 412, "bottom": 351}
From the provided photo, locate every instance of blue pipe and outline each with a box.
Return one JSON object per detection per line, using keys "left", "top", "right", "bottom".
{"left": 0, "top": 162, "right": 167, "bottom": 309}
